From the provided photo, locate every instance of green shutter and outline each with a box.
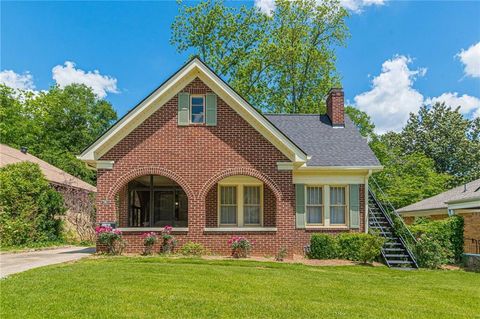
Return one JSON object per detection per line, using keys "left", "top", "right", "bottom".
{"left": 349, "top": 184, "right": 360, "bottom": 229}
{"left": 295, "top": 184, "right": 305, "bottom": 229}
{"left": 205, "top": 93, "right": 217, "bottom": 126}
{"left": 178, "top": 92, "right": 190, "bottom": 126}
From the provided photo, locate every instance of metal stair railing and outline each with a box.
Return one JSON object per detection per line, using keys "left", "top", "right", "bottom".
{"left": 368, "top": 206, "right": 389, "bottom": 265}
{"left": 369, "top": 177, "right": 418, "bottom": 268}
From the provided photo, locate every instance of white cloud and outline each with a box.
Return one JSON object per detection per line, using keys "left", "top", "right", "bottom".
{"left": 255, "top": 0, "right": 386, "bottom": 15}
{"left": 52, "top": 61, "right": 118, "bottom": 98}
{"left": 340, "top": 0, "right": 386, "bottom": 13}
{"left": 255, "top": 0, "right": 275, "bottom": 16}
{"left": 0, "top": 70, "right": 35, "bottom": 90}
{"left": 426, "top": 92, "right": 480, "bottom": 118}
{"left": 457, "top": 42, "right": 480, "bottom": 78}
{"left": 354, "top": 55, "right": 426, "bottom": 134}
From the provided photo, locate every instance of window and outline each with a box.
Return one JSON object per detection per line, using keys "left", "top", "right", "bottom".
{"left": 244, "top": 186, "right": 261, "bottom": 225}
{"left": 190, "top": 95, "right": 205, "bottom": 124}
{"left": 220, "top": 186, "right": 237, "bottom": 225}
{"left": 218, "top": 177, "right": 263, "bottom": 227}
{"left": 306, "top": 186, "right": 323, "bottom": 224}
{"left": 330, "top": 186, "right": 346, "bottom": 225}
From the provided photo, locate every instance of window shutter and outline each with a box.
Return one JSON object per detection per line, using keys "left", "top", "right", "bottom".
{"left": 349, "top": 184, "right": 360, "bottom": 229}
{"left": 178, "top": 92, "right": 190, "bottom": 126}
{"left": 205, "top": 93, "right": 217, "bottom": 126}
{"left": 295, "top": 184, "right": 305, "bottom": 229}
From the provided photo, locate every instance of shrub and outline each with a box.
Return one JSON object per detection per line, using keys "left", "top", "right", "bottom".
{"left": 336, "top": 233, "right": 364, "bottom": 261}
{"left": 0, "top": 162, "right": 66, "bottom": 247}
{"left": 309, "top": 233, "right": 384, "bottom": 264}
{"left": 96, "top": 226, "right": 124, "bottom": 255}
{"left": 180, "top": 242, "right": 207, "bottom": 256}
{"left": 228, "top": 236, "right": 253, "bottom": 258}
{"left": 358, "top": 234, "right": 385, "bottom": 264}
{"left": 336, "top": 233, "right": 385, "bottom": 263}
{"left": 141, "top": 232, "right": 158, "bottom": 255}
{"left": 409, "top": 215, "right": 464, "bottom": 265}
{"left": 414, "top": 234, "right": 450, "bottom": 269}
{"left": 308, "top": 234, "right": 337, "bottom": 259}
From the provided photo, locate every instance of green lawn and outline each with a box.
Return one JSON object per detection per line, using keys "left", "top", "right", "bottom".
{"left": 1, "top": 257, "right": 479, "bottom": 319}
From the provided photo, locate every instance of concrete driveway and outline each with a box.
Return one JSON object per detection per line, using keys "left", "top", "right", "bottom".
{"left": 0, "top": 246, "right": 95, "bottom": 278}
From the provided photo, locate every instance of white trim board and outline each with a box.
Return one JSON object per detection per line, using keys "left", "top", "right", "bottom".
{"left": 78, "top": 58, "right": 308, "bottom": 164}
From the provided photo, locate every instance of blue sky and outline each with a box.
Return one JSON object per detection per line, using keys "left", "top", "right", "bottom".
{"left": 1, "top": 0, "right": 479, "bottom": 133}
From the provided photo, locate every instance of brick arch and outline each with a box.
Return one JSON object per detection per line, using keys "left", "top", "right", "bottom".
{"left": 106, "top": 167, "right": 195, "bottom": 203}
{"left": 198, "top": 167, "right": 282, "bottom": 202}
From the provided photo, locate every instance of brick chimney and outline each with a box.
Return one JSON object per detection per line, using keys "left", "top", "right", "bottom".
{"left": 326, "top": 88, "right": 344, "bottom": 127}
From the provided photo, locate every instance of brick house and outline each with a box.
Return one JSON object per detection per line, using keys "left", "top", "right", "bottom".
{"left": 78, "top": 58, "right": 382, "bottom": 255}
{"left": 398, "top": 178, "right": 480, "bottom": 255}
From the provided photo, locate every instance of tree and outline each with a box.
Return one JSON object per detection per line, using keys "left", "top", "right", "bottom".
{"left": 400, "top": 103, "right": 480, "bottom": 186}
{"left": 369, "top": 135, "right": 451, "bottom": 209}
{"left": 0, "top": 84, "right": 117, "bottom": 184}
{"left": 171, "top": 0, "right": 348, "bottom": 113}
{"left": 0, "top": 85, "right": 40, "bottom": 150}
{"left": 345, "top": 106, "right": 375, "bottom": 138}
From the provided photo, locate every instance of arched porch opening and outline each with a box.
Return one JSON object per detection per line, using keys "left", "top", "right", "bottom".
{"left": 125, "top": 175, "right": 188, "bottom": 228}
{"left": 205, "top": 175, "right": 277, "bottom": 228}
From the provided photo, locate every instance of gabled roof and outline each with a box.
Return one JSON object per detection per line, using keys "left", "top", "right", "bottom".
{"left": 78, "top": 57, "right": 308, "bottom": 165}
{"left": 397, "top": 178, "right": 480, "bottom": 213}
{"left": 266, "top": 114, "right": 381, "bottom": 167}
{"left": 0, "top": 144, "right": 96, "bottom": 192}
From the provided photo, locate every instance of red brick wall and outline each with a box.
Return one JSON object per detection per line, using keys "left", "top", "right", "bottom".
{"left": 95, "top": 77, "right": 364, "bottom": 256}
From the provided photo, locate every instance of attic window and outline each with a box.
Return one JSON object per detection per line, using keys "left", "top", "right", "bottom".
{"left": 190, "top": 95, "right": 205, "bottom": 124}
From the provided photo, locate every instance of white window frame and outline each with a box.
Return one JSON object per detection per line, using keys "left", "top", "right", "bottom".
{"left": 218, "top": 185, "right": 238, "bottom": 226}
{"left": 303, "top": 184, "right": 349, "bottom": 228}
{"left": 305, "top": 185, "right": 324, "bottom": 226}
{"left": 217, "top": 178, "right": 263, "bottom": 227}
{"left": 190, "top": 94, "right": 205, "bottom": 124}
{"left": 329, "top": 185, "right": 348, "bottom": 226}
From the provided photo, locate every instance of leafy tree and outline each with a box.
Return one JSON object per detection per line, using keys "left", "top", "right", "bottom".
{"left": 0, "top": 85, "right": 39, "bottom": 150}
{"left": 171, "top": 0, "right": 348, "bottom": 113}
{"left": 0, "top": 84, "right": 117, "bottom": 184}
{"left": 0, "top": 162, "right": 66, "bottom": 246}
{"left": 345, "top": 106, "right": 375, "bottom": 138}
{"left": 400, "top": 103, "right": 480, "bottom": 186}
{"left": 370, "top": 135, "right": 451, "bottom": 209}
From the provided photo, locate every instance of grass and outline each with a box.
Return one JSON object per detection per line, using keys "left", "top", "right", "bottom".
{"left": 1, "top": 257, "right": 479, "bottom": 319}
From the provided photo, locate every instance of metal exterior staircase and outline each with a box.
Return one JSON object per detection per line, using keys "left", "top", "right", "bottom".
{"left": 368, "top": 180, "right": 418, "bottom": 270}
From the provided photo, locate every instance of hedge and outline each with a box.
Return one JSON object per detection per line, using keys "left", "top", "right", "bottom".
{"left": 409, "top": 215, "right": 464, "bottom": 268}
{"left": 308, "top": 233, "right": 384, "bottom": 263}
{"left": 0, "top": 162, "right": 66, "bottom": 247}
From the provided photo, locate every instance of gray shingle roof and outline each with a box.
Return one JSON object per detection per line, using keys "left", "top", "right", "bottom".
{"left": 397, "top": 178, "right": 480, "bottom": 213}
{"left": 265, "top": 114, "right": 381, "bottom": 167}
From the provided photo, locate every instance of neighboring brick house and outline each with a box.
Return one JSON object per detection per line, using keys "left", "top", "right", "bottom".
{"left": 398, "top": 178, "right": 480, "bottom": 255}
{"left": 78, "top": 58, "right": 381, "bottom": 255}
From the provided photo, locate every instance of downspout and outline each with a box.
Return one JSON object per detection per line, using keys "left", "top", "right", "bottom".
{"left": 365, "top": 169, "right": 372, "bottom": 233}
